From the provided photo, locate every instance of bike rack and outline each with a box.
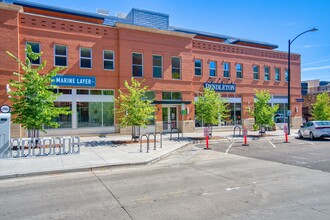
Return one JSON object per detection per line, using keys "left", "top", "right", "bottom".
{"left": 233, "top": 126, "right": 242, "bottom": 138}
{"left": 154, "top": 132, "right": 162, "bottom": 148}
{"left": 140, "top": 134, "right": 149, "bottom": 153}
{"left": 170, "top": 127, "right": 182, "bottom": 140}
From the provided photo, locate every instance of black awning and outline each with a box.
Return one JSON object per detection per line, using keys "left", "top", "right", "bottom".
{"left": 152, "top": 100, "right": 192, "bottom": 105}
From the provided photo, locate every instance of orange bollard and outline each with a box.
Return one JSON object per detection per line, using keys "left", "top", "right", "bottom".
{"left": 204, "top": 134, "right": 211, "bottom": 150}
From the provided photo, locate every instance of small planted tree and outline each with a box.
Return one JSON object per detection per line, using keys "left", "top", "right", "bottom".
{"left": 246, "top": 90, "right": 279, "bottom": 132}
{"left": 115, "top": 78, "right": 155, "bottom": 141}
{"left": 7, "top": 45, "right": 71, "bottom": 138}
{"left": 311, "top": 92, "right": 330, "bottom": 120}
{"left": 195, "top": 88, "right": 229, "bottom": 135}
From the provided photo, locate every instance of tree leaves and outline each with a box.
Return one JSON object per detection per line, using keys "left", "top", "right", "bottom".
{"left": 115, "top": 78, "right": 155, "bottom": 128}
{"left": 312, "top": 92, "right": 330, "bottom": 120}
{"left": 194, "top": 88, "right": 229, "bottom": 126}
{"left": 6, "top": 44, "right": 71, "bottom": 132}
{"left": 246, "top": 90, "right": 278, "bottom": 126}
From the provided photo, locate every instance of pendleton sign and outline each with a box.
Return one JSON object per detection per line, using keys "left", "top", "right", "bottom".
{"left": 203, "top": 82, "right": 236, "bottom": 92}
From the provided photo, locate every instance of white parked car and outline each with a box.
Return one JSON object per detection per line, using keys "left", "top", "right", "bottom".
{"left": 298, "top": 121, "right": 330, "bottom": 139}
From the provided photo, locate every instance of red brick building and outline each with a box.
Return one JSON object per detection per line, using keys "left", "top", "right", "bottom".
{"left": 0, "top": 1, "right": 302, "bottom": 137}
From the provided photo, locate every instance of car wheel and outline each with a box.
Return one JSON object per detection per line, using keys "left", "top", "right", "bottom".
{"left": 298, "top": 131, "right": 303, "bottom": 139}
{"left": 309, "top": 132, "right": 315, "bottom": 140}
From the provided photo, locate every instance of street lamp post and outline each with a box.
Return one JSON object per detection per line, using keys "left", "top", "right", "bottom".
{"left": 287, "top": 27, "right": 318, "bottom": 135}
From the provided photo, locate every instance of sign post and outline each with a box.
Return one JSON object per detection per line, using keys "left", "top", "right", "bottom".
{"left": 242, "top": 126, "right": 249, "bottom": 146}
{"left": 283, "top": 124, "right": 289, "bottom": 143}
{"left": 203, "top": 127, "right": 211, "bottom": 150}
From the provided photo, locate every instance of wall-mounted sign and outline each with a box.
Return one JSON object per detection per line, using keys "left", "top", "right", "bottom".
{"left": 0, "top": 105, "right": 11, "bottom": 113}
{"left": 203, "top": 82, "right": 236, "bottom": 93}
{"left": 52, "top": 75, "right": 96, "bottom": 87}
{"left": 296, "top": 98, "right": 304, "bottom": 102}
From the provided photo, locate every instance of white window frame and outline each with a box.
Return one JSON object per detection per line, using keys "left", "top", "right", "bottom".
{"left": 152, "top": 54, "right": 163, "bottom": 78}
{"left": 253, "top": 65, "right": 259, "bottom": 80}
{"left": 54, "top": 45, "right": 68, "bottom": 67}
{"left": 171, "top": 56, "right": 181, "bottom": 80}
{"left": 264, "top": 66, "right": 270, "bottom": 81}
{"left": 209, "top": 61, "right": 217, "bottom": 77}
{"left": 103, "top": 50, "right": 115, "bottom": 71}
{"left": 194, "top": 59, "right": 202, "bottom": 76}
{"left": 26, "top": 41, "right": 41, "bottom": 65}
{"left": 223, "top": 62, "right": 230, "bottom": 78}
{"left": 132, "top": 52, "right": 143, "bottom": 78}
{"left": 80, "top": 47, "right": 92, "bottom": 69}
{"left": 275, "top": 67, "right": 281, "bottom": 81}
{"left": 236, "top": 63, "right": 243, "bottom": 78}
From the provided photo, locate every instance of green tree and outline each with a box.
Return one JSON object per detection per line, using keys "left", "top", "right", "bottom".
{"left": 115, "top": 78, "right": 155, "bottom": 133}
{"left": 311, "top": 92, "right": 330, "bottom": 120}
{"left": 194, "top": 88, "right": 229, "bottom": 126}
{"left": 7, "top": 45, "right": 71, "bottom": 138}
{"left": 246, "top": 90, "right": 279, "bottom": 127}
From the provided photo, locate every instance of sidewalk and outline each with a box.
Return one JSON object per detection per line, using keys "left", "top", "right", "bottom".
{"left": 0, "top": 129, "right": 298, "bottom": 179}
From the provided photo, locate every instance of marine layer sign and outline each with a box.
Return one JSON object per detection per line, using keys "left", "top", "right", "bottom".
{"left": 52, "top": 75, "right": 96, "bottom": 87}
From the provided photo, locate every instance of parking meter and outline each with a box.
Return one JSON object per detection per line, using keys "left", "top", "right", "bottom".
{"left": 0, "top": 113, "right": 11, "bottom": 158}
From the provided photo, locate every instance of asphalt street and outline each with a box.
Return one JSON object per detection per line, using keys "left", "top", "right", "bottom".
{"left": 200, "top": 137, "right": 330, "bottom": 172}
{"left": 0, "top": 143, "right": 330, "bottom": 220}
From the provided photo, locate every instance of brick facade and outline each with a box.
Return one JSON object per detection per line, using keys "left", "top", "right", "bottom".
{"left": 0, "top": 2, "right": 302, "bottom": 137}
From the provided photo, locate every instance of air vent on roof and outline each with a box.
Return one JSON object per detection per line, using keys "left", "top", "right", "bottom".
{"left": 97, "top": 9, "right": 109, "bottom": 16}
{"left": 116, "top": 12, "right": 127, "bottom": 18}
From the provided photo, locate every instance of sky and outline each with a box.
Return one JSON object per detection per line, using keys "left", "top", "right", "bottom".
{"left": 23, "top": 0, "right": 330, "bottom": 81}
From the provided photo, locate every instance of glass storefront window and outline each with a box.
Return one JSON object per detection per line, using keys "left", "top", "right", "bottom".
{"left": 274, "top": 103, "right": 288, "bottom": 123}
{"left": 226, "top": 103, "right": 241, "bottom": 125}
{"left": 45, "top": 102, "right": 72, "bottom": 129}
{"left": 77, "top": 102, "right": 114, "bottom": 128}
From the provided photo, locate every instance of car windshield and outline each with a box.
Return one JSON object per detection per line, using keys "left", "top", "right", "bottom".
{"left": 315, "top": 121, "right": 330, "bottom": 126}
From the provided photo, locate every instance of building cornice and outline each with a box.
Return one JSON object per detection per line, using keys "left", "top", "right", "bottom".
{"left": 115, "top": 23, "right": 195, "bottom": 39}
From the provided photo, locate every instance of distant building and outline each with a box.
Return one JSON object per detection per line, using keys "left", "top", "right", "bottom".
{"left": 301, "top": 79, "right": 330, "bottom": 122}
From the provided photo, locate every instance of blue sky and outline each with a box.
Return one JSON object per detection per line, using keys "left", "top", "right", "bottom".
{"left": 27, "top": 0, "right": 330, "bottom": 81}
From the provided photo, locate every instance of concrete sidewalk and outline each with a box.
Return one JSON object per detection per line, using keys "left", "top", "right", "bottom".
{"left": 0, "top": 129, "right": 298, "bottom": 179}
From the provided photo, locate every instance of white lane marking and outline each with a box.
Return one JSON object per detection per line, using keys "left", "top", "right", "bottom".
{"left": 268, "top": 140, "right": 276, "bottom": 148}
{"left": 225, "top": 142, "right": 235, "bottom": 154}
{"left": 226, "top": 187, "right": 240, "bottom": 191}
{"left": 304, "top": 140, "right": 316, "bottom": 145}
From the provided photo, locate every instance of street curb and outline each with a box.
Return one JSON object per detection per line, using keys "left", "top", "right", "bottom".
{"left": 0, "top": 142, "right": 192, "bottom": 180}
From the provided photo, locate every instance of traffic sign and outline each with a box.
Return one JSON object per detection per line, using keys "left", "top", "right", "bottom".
{"left": 0, "top": 105, "right": 11, "bottom": 113}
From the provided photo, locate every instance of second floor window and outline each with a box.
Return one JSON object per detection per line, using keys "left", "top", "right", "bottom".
{"left": 223, "top": 62, "right": 230, "bottom": 77}
{"left": 253, "top": 65, "right": 259, "bottom": 80}
{"left": 80, "top": 48, "right": 92, "bottom": 68}
{"left": 236, "top": 63, "right": 243, "bottom": 78}
{"left": 132, "top": 53, "right": 143, "bottom": 77}
{"left": 264, "top": 66, "right": 270, "bottom": 80}
{"left": 209, "top": 61, "right": 216, "bottom": 77}
{"left": 104, "top": 50, "right": 114, "bottom": 70}
{"left": 172, "top": 57, "right": 181, "bottom": 79}
{"left": 153, "top": 55, "right": 162, "bottom": 78}
{"left": 162, "top": 92, "right": 182, "bottom": 100}
{"left": 54, "top": 45, "right": 67, "bottom": 67}
{"left": 26, "top": 42, "right": 40, "bottom": 65}
{"left": 194, "top": 59, "right": 202, "bottom": 76}
{"left": 285, "top": 69, "right": 288, "bottom": 82}
{"left": 275, "top": 67, "right": 281, "bottom": 81}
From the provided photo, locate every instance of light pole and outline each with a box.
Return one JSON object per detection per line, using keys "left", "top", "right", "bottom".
{"left": 287, "top": 27, "right": 318, "bottom": 135}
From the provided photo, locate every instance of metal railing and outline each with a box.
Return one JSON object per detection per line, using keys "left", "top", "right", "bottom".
{"left": 2, "top": 136, "right": 80, "bottom": 158}
{"left": 139, "top": 132, "right": 163, "bottom": 153}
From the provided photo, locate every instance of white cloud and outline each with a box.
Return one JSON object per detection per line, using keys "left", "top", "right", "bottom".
{"left": 302, "top": 65, "right": 330, "bottom": 71}
{"left": 303, "top": 59, "right": 330, "bottom": 66}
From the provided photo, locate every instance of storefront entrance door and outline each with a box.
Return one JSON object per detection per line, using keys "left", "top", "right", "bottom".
{"left": 162, "top": 106, "right": 178, "bottom": 131}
